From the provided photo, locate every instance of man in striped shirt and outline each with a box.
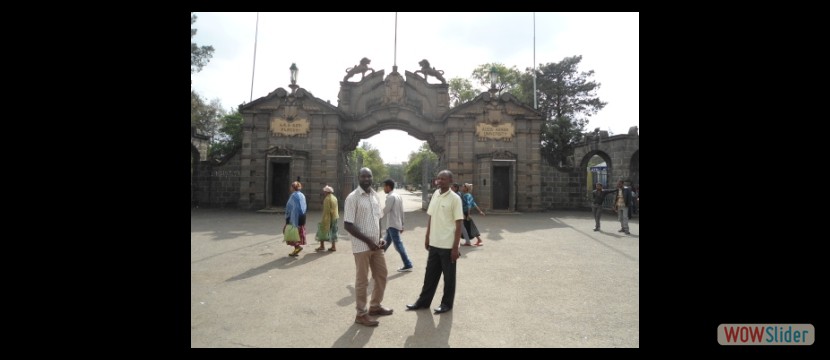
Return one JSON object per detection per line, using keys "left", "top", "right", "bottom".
{"left": 344, "top": 167, "right": 393, "bottom": 326}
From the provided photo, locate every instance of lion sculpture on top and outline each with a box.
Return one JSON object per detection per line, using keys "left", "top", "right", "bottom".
{"left": 414, "top": 59, "right": 446, "bottom": 84}
{"left": 344, "top": 57, "right": 375, "bottom": 82}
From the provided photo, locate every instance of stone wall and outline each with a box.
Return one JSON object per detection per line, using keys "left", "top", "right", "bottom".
{"left": 539, "top": 164, "right": 582, "bottom": 210}
{"left": 193, "top": 152, "right": 242, "bottom": 208}
{"left": 574, "top": 130, "right": 638, "bottom": 184}
{"left": 537, "top": 127, "right": 639, "bottom": 211}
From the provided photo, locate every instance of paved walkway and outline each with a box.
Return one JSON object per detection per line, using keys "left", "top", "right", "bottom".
{"left": 191, "top": 191, "right": 639, "bottom": 348}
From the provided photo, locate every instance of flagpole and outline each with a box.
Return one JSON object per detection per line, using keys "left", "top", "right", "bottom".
{"left": 250, "top": 12, "right": 259, "bottom": 102}
{"left": 533, "top": 12, "right": 537, "bottom": 110}
{"left": 393, "top": 12, "right": 398, "bottom": 72}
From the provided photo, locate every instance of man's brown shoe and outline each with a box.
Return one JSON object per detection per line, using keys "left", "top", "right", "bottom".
{"left": 354, "top": 314, "right": 379, "bottom": 326}
{"left": 368, "top": 306, "right": 394, "bottom": 316}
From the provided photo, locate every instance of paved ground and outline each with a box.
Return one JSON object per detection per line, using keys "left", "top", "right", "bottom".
{"left": 191, "top": 190, "right": 639, "bottom": 348}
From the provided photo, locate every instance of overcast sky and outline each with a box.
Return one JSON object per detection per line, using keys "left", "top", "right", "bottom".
{"left": 191, "top": 12, "right": 639, "bottom": 164}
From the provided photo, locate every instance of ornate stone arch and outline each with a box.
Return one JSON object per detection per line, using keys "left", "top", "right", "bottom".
{"left": 236, "top": 59, "right": 542, "bottom": 212}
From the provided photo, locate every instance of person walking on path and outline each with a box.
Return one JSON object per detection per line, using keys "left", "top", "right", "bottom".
{"left": 591, "top": 182, "right": 616, "bottom": 231}
{"left": 283, "top": 181, "right": 307, "bottom": 257}
{"left": 614, "top": 179, "right": 634, "bottom": 235}
{"left": 344, "top": 167, "right": 393, "bottom": 327}
{"left": 451, "top": 183, "right": 472, "bottom": 246}
{"left": 406, "top": 169, "right": 464, "bottom": 315}
{"left": 381, "top": 179, "right": 414, "bottom": 272}
{"left": 315, "top": 185, "right": 339, "bottom": 252}
{"left": 461, "top": 183, "right": 485, "bottom": 246}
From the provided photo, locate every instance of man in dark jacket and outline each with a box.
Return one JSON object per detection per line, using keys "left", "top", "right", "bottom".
{"left": 591, "top": 183, "right": 616, "bottom": 231}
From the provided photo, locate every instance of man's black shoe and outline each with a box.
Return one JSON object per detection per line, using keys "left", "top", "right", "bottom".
{"left": 406, "top": 303, "right": 428, "bottom": 310}
{"left": 433, "top": 305, "right": 452, "bottom": 314}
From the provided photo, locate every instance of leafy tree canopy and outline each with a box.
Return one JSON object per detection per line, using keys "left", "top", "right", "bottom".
{"left": 191, "top": 89, "right": 225, "bottom": 137}
{"left": 470, "top": 63, "right": 526, "bottom": 97}
{"left": 209, "top": 110, "right": 243, "bottom": 162}
{"left": 348, "top": 142, "right": 388, "bottom": 184}
{"left": 191, "top": 13, "right": 215, "bottom": 74}
{"left": 404, "top": 143, "right": 438, "bottom": 187}
{"left": 519, "top": 55, "right": 607, "bottom": 168}
{"left": 385, "top": 164, "right": 406, "bottom": 187}
{"left": 448, "top": 77, "right": 476, "bottom": 108}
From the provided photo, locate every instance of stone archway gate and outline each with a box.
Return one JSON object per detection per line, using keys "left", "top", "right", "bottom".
{"left": 238, "top": 61, "right": 544, "bottom": 212}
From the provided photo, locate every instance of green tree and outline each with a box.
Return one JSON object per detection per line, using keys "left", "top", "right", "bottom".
{"left": 347, "top": 142, "right": 388, "bottom": 184}
{"left": 448, "top": 77, "right": 477, "bottom": 108}
{"left": 449, "top": 64, "right": 529, "bottom": 108}
{"left": 191, "top": 12, "right": 215, "bottom": 74}
{"left": 520, "top": 55, "right": 607, "bottom": 168}
{"left": 404, "top": 143, "right": 438, "bottom": 187}
{"left": 386, "top": 163, "right": 406, "bottom": 186}
{"left": 209, "top": 110, "right": 243, "bottom": 161}
{"left": 191, "top": 89, "right": 225, "bottom": 137}
{"left": 470, "top": 63, "right": 526, "bottom": 96}
{"left": 191, "top": 89, "right": 204, "bottom": 128}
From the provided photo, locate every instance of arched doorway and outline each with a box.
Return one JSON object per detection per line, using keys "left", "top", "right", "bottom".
{"left": 578, "top": 150, "right": 613, "bottom": 207}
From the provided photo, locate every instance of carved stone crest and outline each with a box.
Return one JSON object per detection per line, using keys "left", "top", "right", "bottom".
{"left": 263, "top": 145, "right": 309, "bottom": 158}
{"left": 484, "top": 98, "right": 505, "bottom": 125}
{"left": 475, "top": 96, "right": 513, "bottom": 141}
{"left": 271, "top": 99, "right": 309, "bottom": 137}
{"left": 492, "top": 150, "right": 516, "bottom": 160}
{"left": 264, "top": 145, "right": 294, "bottom": 156}
{"left": 382, "top": 72, "right": 405, "bottom": 105}
{"left": 283, "top": 102, "right": 299, "bottom": 120}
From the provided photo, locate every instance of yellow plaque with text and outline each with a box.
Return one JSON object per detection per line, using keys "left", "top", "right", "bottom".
{"left": 271, "top": 118, "right": 310, "bottom": 137}
{"left": 476, "top": 122, "right": 514, "bottom": 141}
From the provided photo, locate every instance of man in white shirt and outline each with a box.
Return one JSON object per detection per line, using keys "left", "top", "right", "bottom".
{"left": 406, "top": 169, "right": 464, "bottom": 314}
{"left": 344, "top": 168, "right": 393, "bottom": 326}
{"left": 381, "top": 179, "right": 413, "bottom": 272}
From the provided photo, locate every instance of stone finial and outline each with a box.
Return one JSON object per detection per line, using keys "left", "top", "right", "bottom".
{"left": 628, "top": 126, "right": 638, "bottom": 136}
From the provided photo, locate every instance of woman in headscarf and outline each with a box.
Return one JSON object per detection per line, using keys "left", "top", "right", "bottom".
{"left": 284, "top": 181, "right": 308, "bottom": 256}
{"left": 315, "top": 185, "right": 339, "bottom": 252}
{"left": 461, "top": 183, "right": 486, "bottom": 246}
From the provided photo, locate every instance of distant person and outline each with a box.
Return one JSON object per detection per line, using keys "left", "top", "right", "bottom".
{"left": 381, "top": 179, "right": 413, "bottom": 272}
{"left": 283, "top": 181, "right": 307, "bottom": 257}
{"left": 591, "top": 182, "right": 615, "bottom": 231}
{"left": 344, "top": 167, "right": 392, "bottom": 327}
{"left": 407, "top": 170, "right": 464, "bottom": 315}
{"left": 451, "top": 183, "right": 472, "bottom": 246}
{"left": 315, "top": 185, "right": 339, "bottom": 252}
{"left": 461, "top": 183, "right": 485, "bottom": 246}
{"left": 630, "top": 184, "right": 639, "bottom": 218}
{"left": 636, "top": 185, "right": 639, "bottom": 213}
{"left": 614, "top": 179, "right": 634, "bottom": 235}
